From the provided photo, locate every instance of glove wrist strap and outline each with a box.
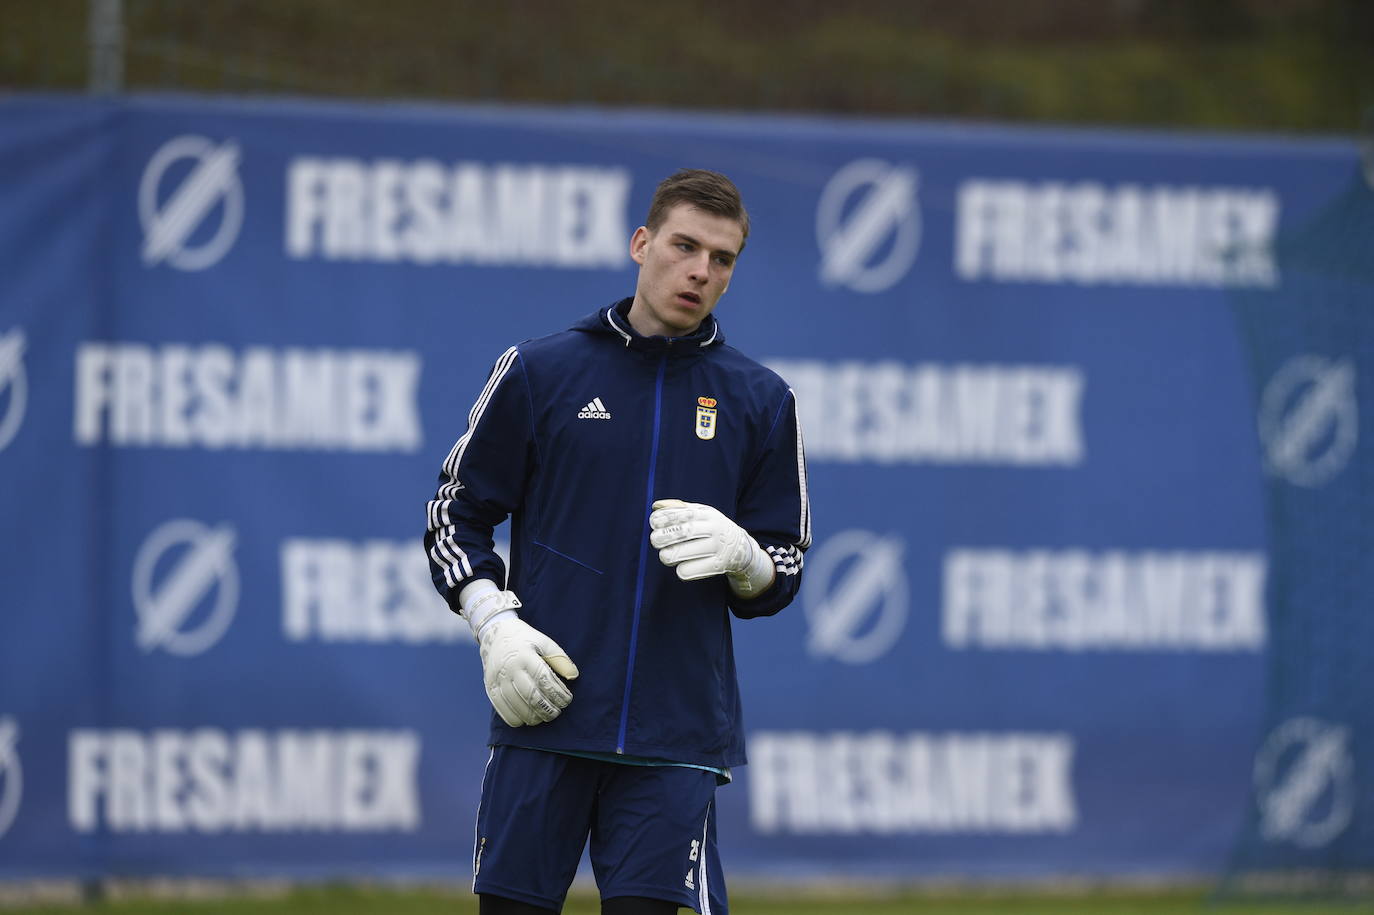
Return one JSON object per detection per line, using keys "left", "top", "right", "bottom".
{"left": 459, "top": 580, "right": 523, "bottom": 640}
{"left": 727, "top": 538, "right": 776, "bottom": 597}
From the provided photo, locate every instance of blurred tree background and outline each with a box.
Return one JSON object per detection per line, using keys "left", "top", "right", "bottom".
{"left": 3, "top": 0, "right": 1372, "bottom": 133}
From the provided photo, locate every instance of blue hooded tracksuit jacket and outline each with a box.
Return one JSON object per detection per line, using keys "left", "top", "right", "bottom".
{"left": 425, "top": 298, "right": 812, "bottom": 769}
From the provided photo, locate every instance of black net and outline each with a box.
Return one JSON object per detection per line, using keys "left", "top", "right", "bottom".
{"left": 1218, "top": 115, "right": 1374, "bottom": 900}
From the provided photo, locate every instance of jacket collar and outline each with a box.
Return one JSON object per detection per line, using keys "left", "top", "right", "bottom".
{"left": 576, "top": 297, "right": 724, "bottom": 355}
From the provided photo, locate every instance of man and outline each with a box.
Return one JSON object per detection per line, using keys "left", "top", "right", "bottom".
{"left": 424, "top": 169, "right": 811, "bottom": 915}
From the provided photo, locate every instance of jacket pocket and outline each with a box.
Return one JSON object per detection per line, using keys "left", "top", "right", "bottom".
{"left": 531, "top": 539, "right": 604, "bottom": 575}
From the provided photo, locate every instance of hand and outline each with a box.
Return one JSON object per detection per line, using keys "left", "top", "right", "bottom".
{"left": 649, "top": 499, "right": 775, "bottom": 596}
{"left": 460, "top": 583, "right": 579, "bottom": 727}
{"left": 477, "top": 615, "right": 580, "bottom": 727}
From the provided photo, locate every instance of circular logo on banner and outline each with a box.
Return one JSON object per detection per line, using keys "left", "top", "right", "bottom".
{"left": 132, "top": 519, "right": 240, "bottom": 656}
{"left": 802, "top": 530, "right": 908, "bottom": 664}
{"left": 1254, "top": 717, "right": 1354, "bottom": 848}
{"left": 0, "top": 328, "right": 28, "bottom": 454}
{"left": 0, "top": 717, "right": 22, "bottom": 840}
{"left": 816, "top": 159, "right": 921, "bottom": 294}
{"left": 139, "top": 136, "right": 244, "bottom": 271}
{"left": 1259, "top": 355, "right": 1358, "bottom": 487}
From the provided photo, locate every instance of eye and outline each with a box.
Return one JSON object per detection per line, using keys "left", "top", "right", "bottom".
{"left": 714, "top": 255, "right": 734, "bottom": 267}
{"left": 677, "top": 242, "right": 694, "bottom": 253}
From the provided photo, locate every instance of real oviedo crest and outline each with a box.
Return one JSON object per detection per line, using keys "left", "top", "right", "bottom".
{"left": 695, "top": 396, "right": 717, "bottom": 441}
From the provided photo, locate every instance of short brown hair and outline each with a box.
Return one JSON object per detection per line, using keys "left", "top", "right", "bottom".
{"left": 645, "top": 169, "right": 750, "bottom": 243}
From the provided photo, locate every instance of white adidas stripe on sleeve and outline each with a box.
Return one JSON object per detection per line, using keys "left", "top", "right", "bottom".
{"left": 791, "top": 389, "right": 812, "bottom": 550}
{"left": 428, "top": 346, "right": 519, "bottom": 588}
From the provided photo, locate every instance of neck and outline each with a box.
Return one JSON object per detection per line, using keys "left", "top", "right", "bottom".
{"left": 625, "top": 296, "right": 701, "bottom": 339}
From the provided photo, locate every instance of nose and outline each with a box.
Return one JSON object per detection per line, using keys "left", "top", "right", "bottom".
{"left": 687, "top": 251, "right": 711, "bottom": 284}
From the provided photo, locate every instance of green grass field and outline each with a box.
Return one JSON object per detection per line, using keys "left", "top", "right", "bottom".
{"left": 2, "top": 886, "right": 1371, "bottom": 914}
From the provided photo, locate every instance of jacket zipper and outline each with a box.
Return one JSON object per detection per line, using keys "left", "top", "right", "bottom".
{"left": 617, "top": 351, "right": 667, "bottom": 753}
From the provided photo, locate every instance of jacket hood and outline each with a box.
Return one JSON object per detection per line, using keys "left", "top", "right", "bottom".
{"left": 572, "top": 297, "right": 725, "bottom": 355}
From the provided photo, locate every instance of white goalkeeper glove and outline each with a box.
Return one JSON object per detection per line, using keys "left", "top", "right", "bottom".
{"left": 648, "top": 499, "right": 776, "bottom": 597}
{"left": 459, "top": 580, "right": 579, "bottom": 727}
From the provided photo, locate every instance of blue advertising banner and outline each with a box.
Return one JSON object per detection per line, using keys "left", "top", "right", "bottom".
{"left": 0, "top": 93, "right": 1364, "bottom": 883}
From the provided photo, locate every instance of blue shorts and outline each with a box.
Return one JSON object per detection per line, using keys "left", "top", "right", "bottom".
{"left": 473, "top": 746, "right": 728, "bottom": 914}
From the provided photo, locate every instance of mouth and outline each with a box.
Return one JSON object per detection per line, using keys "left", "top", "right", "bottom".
{"left": 676, "top": 291, "right": 702, "bottom": 307}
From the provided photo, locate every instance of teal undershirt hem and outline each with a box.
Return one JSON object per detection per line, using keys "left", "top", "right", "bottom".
{"left": 531, "top": 747, "right": 732, "bottom": 785}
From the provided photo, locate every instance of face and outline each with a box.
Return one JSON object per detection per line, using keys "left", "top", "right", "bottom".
{"left": 626, "top": 204, "right": 744, "bottom": 338}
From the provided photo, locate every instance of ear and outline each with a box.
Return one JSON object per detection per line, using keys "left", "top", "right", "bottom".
{"left": 629, "top": 225, "right": 650, "bottom": 265}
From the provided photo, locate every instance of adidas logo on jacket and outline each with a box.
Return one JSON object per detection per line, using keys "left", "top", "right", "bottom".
{"left": 577, "top": 397, "right": 612, "bottom": 420}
